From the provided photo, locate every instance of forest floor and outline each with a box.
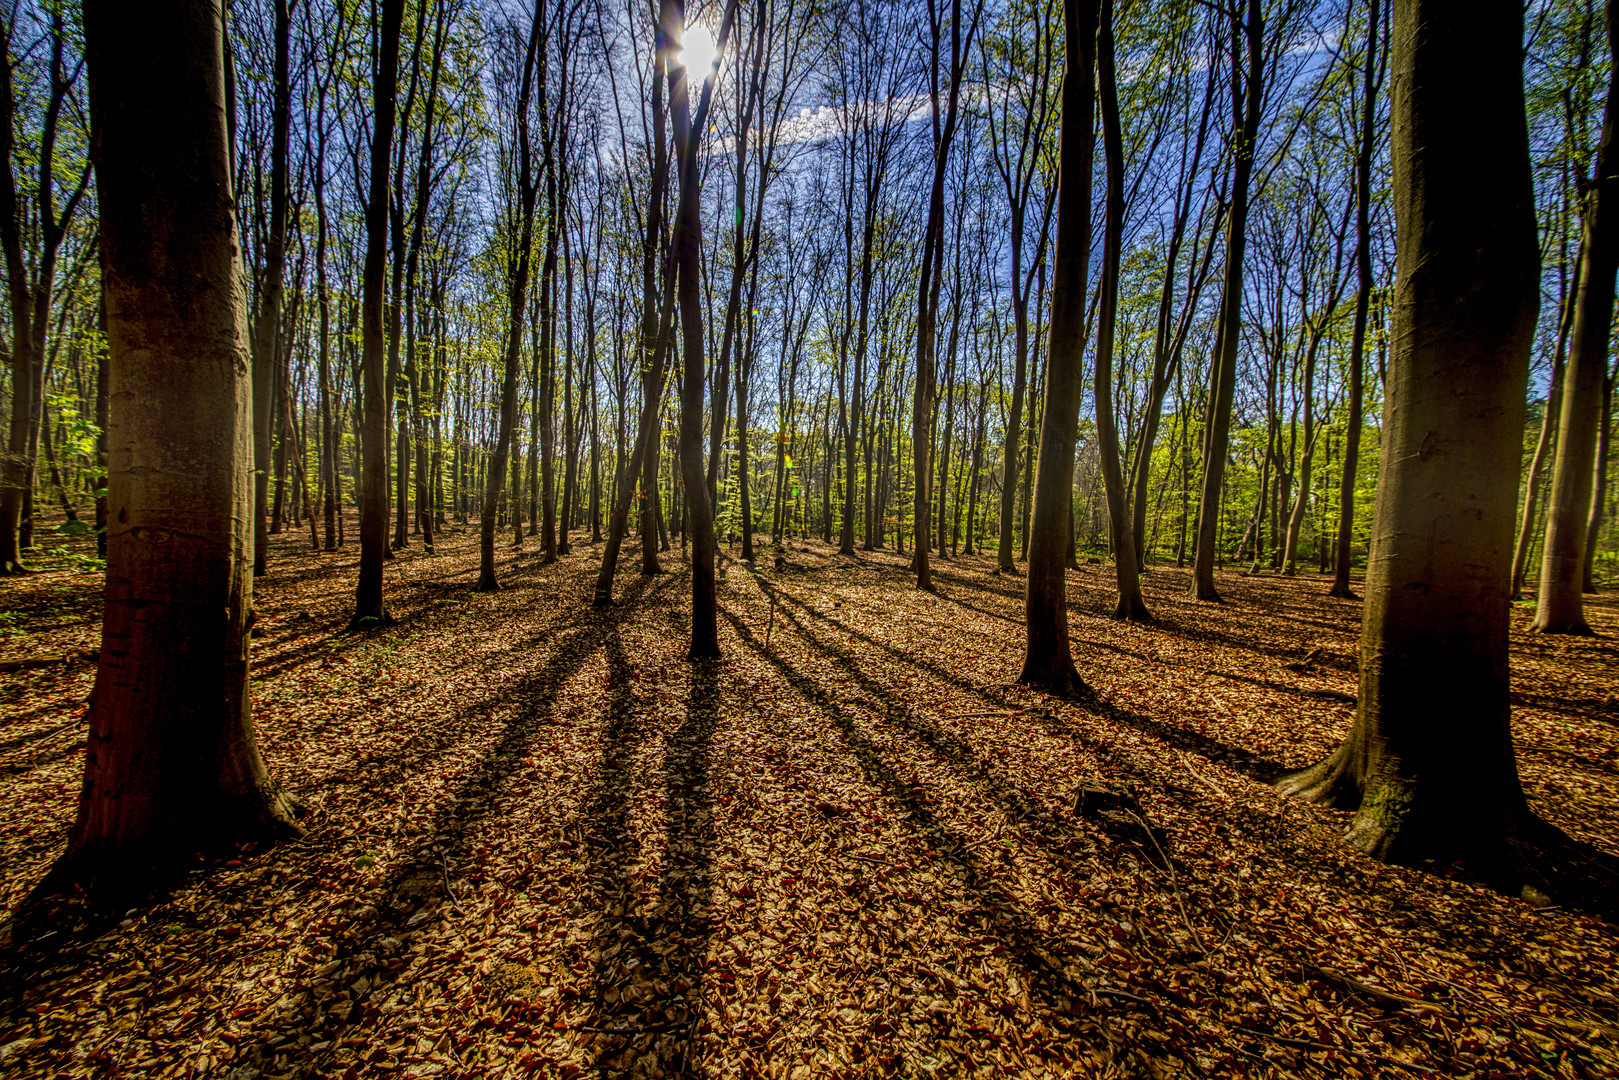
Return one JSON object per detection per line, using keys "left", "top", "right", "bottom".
{"left": 1, "top": 517, "right": 1619, "bottom": 1079}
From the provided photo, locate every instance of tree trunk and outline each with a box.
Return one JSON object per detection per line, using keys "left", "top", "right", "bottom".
{"left": 1093, "top": 0, "right": 1148, "bottom": 621}
{"left": 1534, "top": 0, "right": 1619, "bottom": 634}
{"left": 95, "top": 293, "right": 108, "bottom": 557}
{"left": 1191, "top": 0, "right": 1263, "bottom": 602}
{"left": 912, "top": 0, "right": 971, "bottom": 591}
{"left": 1278, "top": 0, "right": 1540, "bottom": 870}
{"left": 66, "top": 0, "right": 300, "bottom": 893}
{"left": 1331, "top": 0, "right": 1385, "bottom": 600}
{"left": 353, "top": 0, "right": 405, "bottom": 625}
{"left": 478, "top": 12, "right": 543, "bottom": 591}
{"left": 1512, "top": 294, "right": 1572, "bottom": 597}
{"left": 1584, "top": 368, "right": 1612, "bottom": 591}
{"left": 250, "top": 0, "right": 291, "bottom": 577}
{"left": 1018, "top": 0, "right": 1096, "bottom": 693}
{"left": 668, "top": 0, "right": 732, "bottom": 658}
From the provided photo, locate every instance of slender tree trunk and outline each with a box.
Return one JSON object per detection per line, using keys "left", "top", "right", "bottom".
{"left": 249, "top": 0, "right": 291, "bottom": 578}
{"left": 1512, "top": 292, "right": 1572, "bottom": 597}
{"left": 352, "top": 0, "right": 406, "bottom": 625}
{"left": 1018, "top": 0, "right": 1097, "bottom": 692}
{"left": 1093, "top": 0, "right": 1148, "bottom": 621}
{"left": 1584, "top": 368, "right": 1612, "bottom": 591}
{"left": 669, "top": 0, "right": 732, "bottom": 655}
{"left": 477, "top": 8, "right": 543, "bottom": 592}
{"left": 1192, "top": 0, "right": 1263, "bottom": 602}
{"left": 912, "top": 0, "right": 971, "bottom": 590}
{"left": 1331, "top": 0, "right": 1384, "bottom": 599}
{"left": 1534, "top": 0, "right": 1619, "bottom": 634}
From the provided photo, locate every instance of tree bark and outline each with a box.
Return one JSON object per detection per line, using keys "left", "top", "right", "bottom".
{"left": 1018, "top": 0, "right": 1097, "bottom": 693}
{"left": 66, "top": 0, "right": 300, "bottom": 893}
{"left": 1584, "top": 367, "right": 1612, "bottom": 591}
{"left": 1331, "top": 0, "right": 1385, "bottom": 600}
{"left": 668, "top": 0, "right": 734, "bottom": 658}
{"left": 352, "top": 0, "right": 406, "bottom": 625}
{"left": 1278, "top": 0, "right": 1540, "bottom": 868}
{"left": 477, "top": 7, "right": 544, "bottom": 592}
{"left": 1510, "top": 267, "right": 1574, "bottom": 598}
{"left": 1534, "top": 0, "right": 1619, "bottom": 635}
{"left": 250, "top": 0, "right": 290, "bottom": 577}
{"left": 1191, "top": 0, "right": 1263, "bottom": 602}
{"left": 1092, "top": 0, "right": 1148, "bottom": 621}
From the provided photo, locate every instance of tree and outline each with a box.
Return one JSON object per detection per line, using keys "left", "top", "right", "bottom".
{"left": 1189, "top": 0, "right": 1262, "bottom": 603}
{"left": 981, "top": 0, "right": 1058, "bottom": 574}
{"left": 65, "top": 0, "right": 300, "bottom": 893}
{"left": 1091, "top": 0, "right": 1149, "bottom": 621}
{"left": 1018, "top": 0, "right": 1097, "bottom": 693}
{"left": 353, "top": 0, "right": 406, "bottom": 626}
{"left": 0, "top": 5, "right": 92, "bottom": 575}
{"left": 1330, "top": 0, "right": 1385, "bottom": 600}
{"left": 249, "top": 0, "right": 292, "bottom": 578}
{"left": 1533, "top": 0, "right": 1619, "bottom": 635}
{"left": 912, "top": 0, "right": 978, "bottom": 592}
{"left": 1278, "top": 0, "right": 1540, "bottom": 866}
{"left": 668, "top": 0, "right": 738, "bottom": 659}
{"left": 478, "top": 4, "right": 545, "bottom": 593}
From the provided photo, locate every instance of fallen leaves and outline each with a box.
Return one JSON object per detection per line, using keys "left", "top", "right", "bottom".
{"left": 0, "top": 522, "right": 1616, "bottom": 1078}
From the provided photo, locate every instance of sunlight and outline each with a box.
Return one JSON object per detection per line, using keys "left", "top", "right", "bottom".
{"left": 676, "top": 23, "right": 719, "bottom": 74}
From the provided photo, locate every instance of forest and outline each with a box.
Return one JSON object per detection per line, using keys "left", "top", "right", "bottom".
{"left": 1, "top": 0, "right": 1619, "bottom": 1074}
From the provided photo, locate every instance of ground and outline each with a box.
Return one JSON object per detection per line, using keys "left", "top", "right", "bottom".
{"left": 1, "top": 517, "right": 1618, "bottom": 1078}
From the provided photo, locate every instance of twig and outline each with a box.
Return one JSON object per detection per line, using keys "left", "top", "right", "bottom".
{"left": 1127, "top": 810, "right": 1209, "bottom": 955}
{"left": 1306, "top": 964, "right": 1438, "bottom": 1012}
{"left": 1229, "top": 1025, "right": 1439, "bottom": 1075}
{"left": 437, "top": 851, "right": 468, "bottom": 919}
{"left": 1436, "top": 976, "right": 1619, "bottom": 1037}
{"left": 1092, "top": 986, "right": 1157, "bottom": 1007}
{"left": 579, "top": 1019, "right": 692, "bottom": 1035}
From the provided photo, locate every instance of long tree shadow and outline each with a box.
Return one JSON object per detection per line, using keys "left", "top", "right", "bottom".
{"left": 250, "top": 555, "right": 537, "bottom": 681}
{"left": 931, "top": 588, "right": 1021, "bottom": 626}
{"left": 585, "top": 657, "right": 718, "bottom": 1077}
{"left": 766, "top": 579, "right": 1286, "bottom": 787}
{"left": 719, "top": 608, "right": 1149, "bottom": 1065}
{"left": 756, "top": 592, "right": 1154, "bottom": 867}
{"left": 1141, "top": 613, "right": 1332, "bottom": 668}
{"left": 2, "top": 575, "right": 671, "bottom": 1073}
{"left": 243, "top": 609, "right": 619, "bottom": 1075}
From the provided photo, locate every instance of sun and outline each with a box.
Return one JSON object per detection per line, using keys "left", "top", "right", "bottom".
{"left": 677, "top": 23, "right": 719, "bottom": 74}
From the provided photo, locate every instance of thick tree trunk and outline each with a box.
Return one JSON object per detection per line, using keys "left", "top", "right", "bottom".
{"left": 1278, "top": 0, "right": 1539, "bottom": 868}
{"left": 1534, "top": 0, "right": 1619, "bottom": 634}
{"left": 1018, "top": 0, "right": 1096, "bottom": 693}
{"left": 94, "top": 294, "right": 108, "bottom": 557}
{"left": 66, "top": 0, "right": 300, "bottom": 893}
